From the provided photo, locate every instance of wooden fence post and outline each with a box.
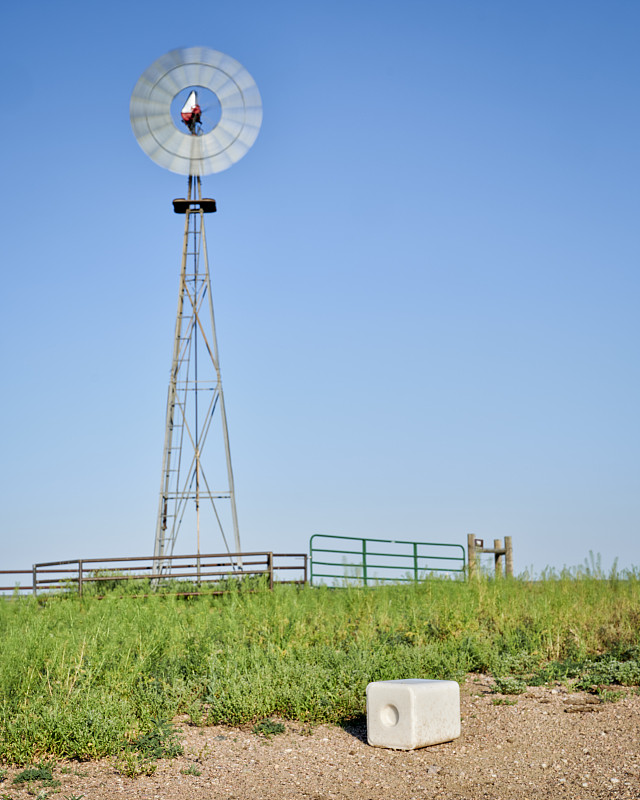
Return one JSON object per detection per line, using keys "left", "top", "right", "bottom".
{"left": 467, "top": 534, "right": 476, "bottom": 580}
{"left": 494, "top": 539, "right": 504, "bottom": 578}
{"left": 505, "top": 536, "right": 513, "bottom": 577}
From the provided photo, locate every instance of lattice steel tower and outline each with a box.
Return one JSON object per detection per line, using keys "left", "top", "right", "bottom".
{"left": 130, "top": 47, "right": 262, "bottom": 561}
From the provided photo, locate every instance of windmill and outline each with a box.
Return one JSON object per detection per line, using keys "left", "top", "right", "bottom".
{"left": 130, "top": 47, "right": 262, "bottom": 566}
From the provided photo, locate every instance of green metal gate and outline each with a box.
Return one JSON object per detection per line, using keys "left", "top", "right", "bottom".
{"left": 309, "top": 534, "right": 466, "bottom": 586}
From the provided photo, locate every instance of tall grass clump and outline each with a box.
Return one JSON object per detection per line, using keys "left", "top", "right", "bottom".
{"left": 1, "top": 568, "right": 639, "bottom": 762}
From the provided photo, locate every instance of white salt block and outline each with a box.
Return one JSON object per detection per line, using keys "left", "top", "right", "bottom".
{"left": 366, "top": 679, "right": 460, "bottom": 750}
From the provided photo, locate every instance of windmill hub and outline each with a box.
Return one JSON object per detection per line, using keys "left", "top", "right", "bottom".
{"left": 171, "top": 87, "right": 222, "bottom": 135}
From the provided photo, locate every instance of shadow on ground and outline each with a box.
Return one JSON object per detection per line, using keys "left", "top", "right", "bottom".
{"left": 337, "top": 713, "right": 367, "bottom": 744}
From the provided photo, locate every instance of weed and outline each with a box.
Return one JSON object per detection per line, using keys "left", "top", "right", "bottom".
{"left": 195, "top": 743, "right": 211, "bottom": 761}
{"left": 595, "top": 688, "right": 625, "bottom": 703}
{"left": 12, "top": 771, "right": 48, "bottom": 786}
{"left": 252, "top": 719, "right": 285, "bottom": 738}
{"left": 12, "top": 762, "right": 57, "bottom": 786}
{"left": 114, "top": 751, "right": 157, "bottom": 778}
{"left": 493, "top": 677, "right": 527, "bottom": 695}
{"left": 63, "top": 795, "right": 86, "bottom": 800}
{"left": 187, "top": 700, "right": 204, "bottom": 726}
{"left": 180, "top": 764, "right": 202, "bottom": 776}
{"left": 572, "top": 655, "right": 640, "bottom": 691}
{"left": 31, "top": 783, "right": 61, "bottom": 794}
{"left": 492, "top": 697, "right": 517, "bottom": 706}
{"left": 132, "top": 718, "right": 183, "bottom": 759}
{"left": 10, "top": 761, "right": 60, "bottom": 800}
{"left": 27, "top": 791, "right": 53, "bottom": 800}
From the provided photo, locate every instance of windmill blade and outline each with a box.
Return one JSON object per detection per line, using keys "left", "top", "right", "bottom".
{"left": 130, "top": 47, "right": 262, "bottom": 176}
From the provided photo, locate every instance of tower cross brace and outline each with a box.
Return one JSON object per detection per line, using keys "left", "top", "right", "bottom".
{"left": 154, "top": 175, "right": 241, "bottom": 565}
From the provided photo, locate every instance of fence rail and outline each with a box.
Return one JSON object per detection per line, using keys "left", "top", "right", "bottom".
{"left": 14, "top": 552, "right": 307, "bottom": 597}
{"left": 0, "top": 570, "right": 33, "bottom": 594}
{"left": 309, "top": 534, "right": 466, "bottom": 586}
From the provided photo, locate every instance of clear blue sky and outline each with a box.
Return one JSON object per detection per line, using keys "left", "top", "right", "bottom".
{"left": 1, "top": 0, "right": 638, "bottom": 575}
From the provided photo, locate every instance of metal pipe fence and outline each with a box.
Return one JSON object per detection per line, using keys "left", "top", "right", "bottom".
{"left": 5, "top": 534, "right": 477, "bottom": 596}
{"left": 10, "top": 552, "right": 307, "bottom": 597}
{"left": 309, "top": 534, "right": 466, "bottom": 586}
{"left": 0, "top": 570, "right": 33, "bottom": 594}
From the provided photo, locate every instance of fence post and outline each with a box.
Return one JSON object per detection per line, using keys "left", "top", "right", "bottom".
{"left": 494, "top": 540, "right": 504, "bottom": 578}
{"left": 413, "top": 542, "right": 419, "bottom": 582}
{"left": 467, "top": 534, "right": 476, "bottom": 580}
{"left": 505, "top": 536, "right": 513, "bottom": 577}
{"left": 32, "top": 565, "right": 37, "bottom": 597}
{"left": 78, "top": 561, "right": 83, "bottom": 596}
{"left": 303, "top": 553, "right": 308, "bottom": 585}
{"left": 268, "top": 552, "right": 273, "bottom": 590}
{"left": 362, "top": 538, "right": 368, "bottom": 586}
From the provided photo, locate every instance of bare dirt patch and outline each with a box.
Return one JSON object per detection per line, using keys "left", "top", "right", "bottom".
{"left": 3, "top": 677, "right": 639, "bottom": 799}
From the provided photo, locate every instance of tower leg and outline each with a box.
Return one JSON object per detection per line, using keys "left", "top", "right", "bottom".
{"left": 154, "top": 176, "right": 241, "bottom": 569}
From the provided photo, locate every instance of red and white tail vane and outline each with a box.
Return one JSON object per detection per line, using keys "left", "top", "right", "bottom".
{"left": 181, "top": 90, "right": 201, "bottom": 133}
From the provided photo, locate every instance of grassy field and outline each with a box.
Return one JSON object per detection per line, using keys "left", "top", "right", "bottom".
{"left": 1, "top": 571, "right": 639, "bottom": 764}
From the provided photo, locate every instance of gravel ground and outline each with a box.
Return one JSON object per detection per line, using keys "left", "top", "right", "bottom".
{"left": 3, "top": 677, "right": 639, "bottom": 800}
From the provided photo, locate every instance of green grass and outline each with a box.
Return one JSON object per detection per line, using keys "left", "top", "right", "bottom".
{"left": 1, "top": 571, "right": 639, "bottom": 763}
